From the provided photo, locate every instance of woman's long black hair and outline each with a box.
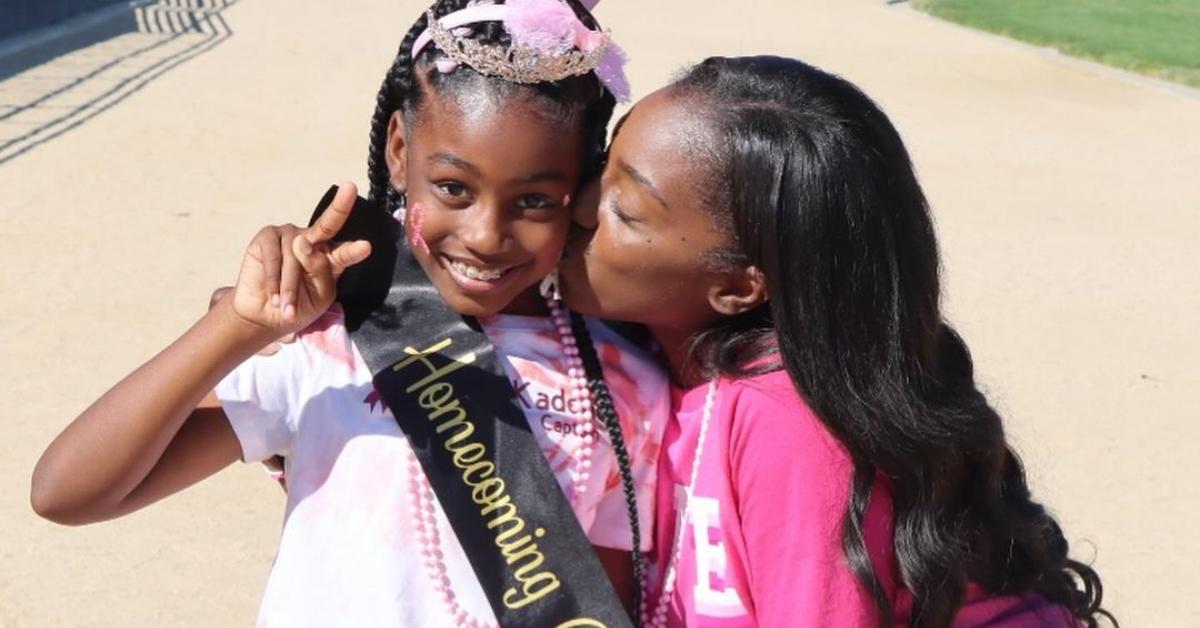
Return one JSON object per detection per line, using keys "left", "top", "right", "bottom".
{"left": 362, "top": 1, "right": 645, "bottom": 617}
{"left": 675, "top": 56, "right": 1113, "bottom": 627}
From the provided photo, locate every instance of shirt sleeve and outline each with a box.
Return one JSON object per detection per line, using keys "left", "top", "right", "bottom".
{"left": 213, "top": 341, "right": 306, "bottom": 463}
{"left": 728, "top": 382, "right": 896, "bottom": 628}
{"left": 953, "top": 587, "right": 1081, "bottom": 627}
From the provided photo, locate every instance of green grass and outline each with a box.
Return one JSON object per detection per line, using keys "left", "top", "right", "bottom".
{"left": 913, "top": 0, "right": 1200, "bottom": 88}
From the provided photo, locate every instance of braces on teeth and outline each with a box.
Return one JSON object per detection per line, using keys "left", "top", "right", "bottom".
{"left": 450, "top": 259, "right": 504, "bottom": 281}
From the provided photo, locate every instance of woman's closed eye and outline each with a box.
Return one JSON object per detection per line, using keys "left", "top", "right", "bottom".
{"left": 608, "top": 196, "right": 638, "bottom": 225}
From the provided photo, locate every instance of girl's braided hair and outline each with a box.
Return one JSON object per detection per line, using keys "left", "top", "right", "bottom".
{"left": 365, "top": 0, "right": 615, "bottom": 211}
{"left": 571, "top": 311, "right": 646, "bottom": 617}
{"left": 364, "top": 1, "right": 641, "bottom": 618}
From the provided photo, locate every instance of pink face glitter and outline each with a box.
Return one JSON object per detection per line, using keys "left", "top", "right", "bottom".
{"left": 409, "top": 202, "right": 431, "bottom": 254}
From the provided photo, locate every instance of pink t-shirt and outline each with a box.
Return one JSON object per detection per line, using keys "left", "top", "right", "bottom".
{"left": 647, "top": 370, "right": 1080, "bottom": 627}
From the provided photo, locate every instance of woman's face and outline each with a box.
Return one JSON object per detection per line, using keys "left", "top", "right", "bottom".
{"left": 559, "top": 88, "right": 731, "bottom": 336}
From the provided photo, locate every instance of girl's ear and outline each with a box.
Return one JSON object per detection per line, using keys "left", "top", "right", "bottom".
{"left": 385, "top": 111, "right": 409, "bottom": 193}
{"left": 707, "top": 265, "right": 768, "bottom": 316}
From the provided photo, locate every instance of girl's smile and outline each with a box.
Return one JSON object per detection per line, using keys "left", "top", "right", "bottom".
{"left": 386, "top": 95, "right": 585, "bottom": 317}
{"left": 440, "top": 253, "right": 526, "bottom": 293}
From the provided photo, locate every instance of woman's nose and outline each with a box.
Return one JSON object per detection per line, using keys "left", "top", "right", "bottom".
{"left": 571, "top": 176, "right": 601, "bottom": 230}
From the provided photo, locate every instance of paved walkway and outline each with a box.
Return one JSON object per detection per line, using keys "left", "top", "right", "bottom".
{"left": 2, "top": 1, "right": 1195, "bottom": 625}
{"left": 0, "top": 1, "right": 239, "bottom": 165}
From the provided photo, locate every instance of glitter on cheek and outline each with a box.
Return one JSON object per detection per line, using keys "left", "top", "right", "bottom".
{"left": 409, "top": 202, "right": 431, "bottom": 254}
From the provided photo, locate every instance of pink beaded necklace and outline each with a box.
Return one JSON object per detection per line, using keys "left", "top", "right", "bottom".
{"left": 640, "top": 379, "right": 719, "bottom": 628}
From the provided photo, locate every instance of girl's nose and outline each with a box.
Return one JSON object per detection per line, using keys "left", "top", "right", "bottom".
{"left": 571, "top": 176, "right": 601, "bottom": 230}
{"left": 460, "top": 202, "right": 507, "bottom": 256}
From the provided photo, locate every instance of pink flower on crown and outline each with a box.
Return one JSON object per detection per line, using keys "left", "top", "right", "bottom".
{"left": 506, "top": 0, "right": 597, "bottom": 55}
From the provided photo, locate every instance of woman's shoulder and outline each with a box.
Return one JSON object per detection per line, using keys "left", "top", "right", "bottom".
{"left": 719, "top": 371, "right": 890, "bottom": 543}
{"left": 721, "top": 370, "right": 849, "bottom": 467}
{"left": 722, "top": 369, "right": 817, "bottom": 428}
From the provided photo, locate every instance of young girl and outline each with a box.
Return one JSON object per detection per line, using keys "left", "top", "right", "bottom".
{"left": 31, "top": 1, "right": 667, "bottom": 625}
{"left": 559, "top": 56, "right": 1114, "bottom": 626}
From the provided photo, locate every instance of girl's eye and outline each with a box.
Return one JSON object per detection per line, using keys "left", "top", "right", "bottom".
{"left": 608, "top": 197, "right": 637, "bottom": 225}
{"left": 514, "top": 194, "right": 556, "bottom": 210}
{"left": 436, "top": 182, "right": 468, "bottom": 198}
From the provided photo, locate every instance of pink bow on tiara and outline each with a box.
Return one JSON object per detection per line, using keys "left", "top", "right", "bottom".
{"left": 410, "top": 0, "right": 630, "bottom": 102}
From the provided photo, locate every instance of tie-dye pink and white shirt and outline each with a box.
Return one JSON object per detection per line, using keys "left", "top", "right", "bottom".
{"left": 215, "top": 307, "right": 667, "bottom": 628}
{"left": 647, "top": 370, "right": 1080, "bottom": 627}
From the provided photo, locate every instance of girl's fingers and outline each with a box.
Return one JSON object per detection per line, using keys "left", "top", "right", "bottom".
{"left": 304, "top": 182, "right": 358, "bottom": 246}
{"left": 250, "top": 226, "right": 283, "bottom": 306}
{"left": 260, "top": 229, "right": 285, "bottom": 308}
{"left": 279, "top": 229, "right": 303, "bottom": 321}
{"left": 292, "top": 231, "right": 331, "bottom": 289}
{"left": 329, "top": 240, "right": 372, "bottom": 279}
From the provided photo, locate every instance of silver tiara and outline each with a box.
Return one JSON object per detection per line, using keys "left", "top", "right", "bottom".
{"left": 424, "top": 9, "right": 612, "bottom": 85}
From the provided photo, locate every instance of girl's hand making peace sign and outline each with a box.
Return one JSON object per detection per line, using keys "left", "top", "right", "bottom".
{"left": 31, "top": 182, "right": 371, "bottom": 526}
{"left": 230, "top": 183, "right": 372, "bottom": 336}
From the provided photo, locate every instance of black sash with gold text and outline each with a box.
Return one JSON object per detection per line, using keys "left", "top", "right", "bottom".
{"left": 309, "top": 189, "right": 632, "bottom": 628}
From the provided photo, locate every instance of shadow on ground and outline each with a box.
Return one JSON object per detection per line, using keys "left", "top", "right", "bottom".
{"left": 0, "top": 0, "right": 238, "bottom": 165}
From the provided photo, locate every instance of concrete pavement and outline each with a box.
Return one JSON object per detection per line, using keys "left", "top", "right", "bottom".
{"left": 2, "top": 1, "right": 1195, "bottom": 625}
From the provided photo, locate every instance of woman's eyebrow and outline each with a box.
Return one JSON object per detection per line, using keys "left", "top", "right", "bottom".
{"left": 618, "top": 158, "right": 667, "bottom": 209}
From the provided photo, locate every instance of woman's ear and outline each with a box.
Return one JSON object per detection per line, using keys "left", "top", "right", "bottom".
{"left": 707, "top": 265, "right": 768, "bottom": 316}
{"left": 385, "top": 111, "right": 409, "bottom": 193}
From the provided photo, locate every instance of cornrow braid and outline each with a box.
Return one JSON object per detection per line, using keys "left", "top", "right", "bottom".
{"left": 570, "top": 310, "right": 644, "bottom": 621}
{"left": 365, "top": 5, "right": 430, "bottom": 206}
